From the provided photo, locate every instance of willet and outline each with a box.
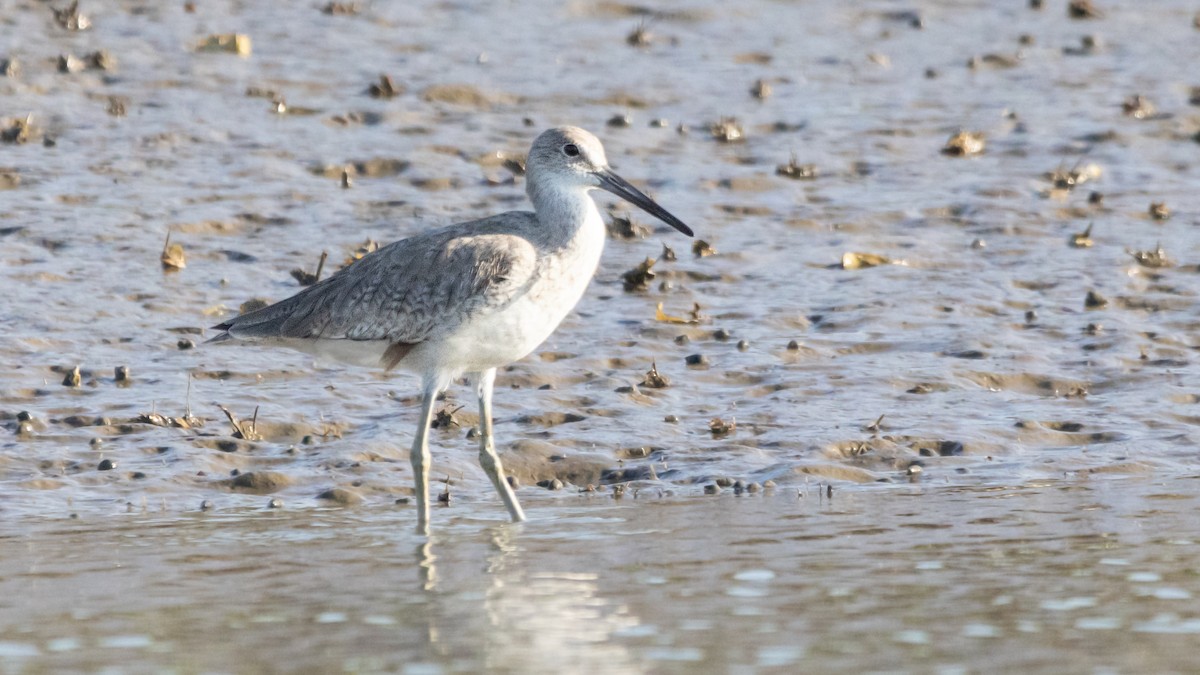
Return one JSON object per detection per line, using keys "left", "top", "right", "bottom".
{"left": 209, "top": 127, "right": 693, "bottom": 533}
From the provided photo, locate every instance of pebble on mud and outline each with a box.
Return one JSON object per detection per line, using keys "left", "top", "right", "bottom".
{"left": 537, "top": 478, "right": 565, "bottom": 491}
{"left": 1122, "top": 95, "right": 1155, "bottom": 119}
{"left": 161, "top": 232, "right": 186, "bottom": 270}
{"left": 62, "top": 365, "right": 81, "bottom": 387}
{"left": 776, "top": 156, "right": 818, "bottom": 180}
{"left": 737, "top": 339, "right": 750, "bottom": 351}
{"left": 52, "top": 1, "right": 90, "bottom": 31}
{"left": 692, "top": 240, "right": 717, "bottom": 257}
{"left": 196, "top": 34, "right": 253, "bottom": 57}
{"left": 941, "top": 131, "right": 985, "bottom": 156}
{"left": 106, "top": 96, "right": 127, "bottom": 117}
{"left": 322, "top": 2, "right": 363, "bottom": 15}
{"left": 841, "top": 252, "right": 891, "bottom": 269}
{"left": 368, "top": 74, "right": 403, "bottom": 99}
{"left": 709, "top": 118, "right": 744, "bottom": 143}
{"left": 627, "top": 21, "right": 653, "bottom": 47}
{"left": 1, "top": 115, "right": 35, "bottom": 144}
{"left": 291, "top": 251, "right": 328, "bottom": 286}
{"left": 607, "top": 113, "right": 632, "bottom": 128}
{"left": 685, "top": 353, "right": 709, "bottom": 367}
{"left": 268, "top": 498, "right": 283, "bottom": 509}
{"left": 57, "top": 54, "right": 85, "bottom": 74}
{"left": 608, "top": 211, "right": 649, "bottom": 239}
{"left": 703, "top": 484, "right": 720, "bottom": 495}
{"left": 97, "top": 458, "right": 116, "bottom": 471}
{"left": 622, "top": 257, "right": 656, "bottom": 292}
{"left": 88, "top": 50, "right": 115, "bottom": 71}
{"left": 1070, "top": 224, "right": 1094, "bottom": 248}
{"left": 641, "top": 361, "right": 670, "bottom": 388}
{"left": 1084, "top": 290, "right": 1108, "bottom": 309}
{"left": 200, "top": 500, "right": 213, "bottom": 511}
{"left": 1129, "top": 244, "right": 1171, "bottom": 269}
{"left": 750, "top": 79, "right": 772, "bottom": 100}
{"left": 709, "top": 417, "right": 736, "bottom": 438}
{"left": 1068, "top": 0, "right": 1103, "bottom": 19}
{"left": 1148, "top": 202, "right": 1170, "bottom": 220}
{"left": 431, "top": 405, "right": 462, "bottom": 429}
{"left": 317, "top": 488, "right": 363, "bottom": 505}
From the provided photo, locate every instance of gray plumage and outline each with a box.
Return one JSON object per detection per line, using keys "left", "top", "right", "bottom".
{"left": 215, "top": 218, "right": 538, "bottom": 348}
{"left": 209, "top": 126, "right": 692, "bottom": 534}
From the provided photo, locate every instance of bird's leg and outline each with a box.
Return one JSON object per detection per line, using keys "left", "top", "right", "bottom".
{"left": 475, "top": 368, "right": 526, "bottom": 522}
{"left": 411, "top": 382, "right": 439, "bottom": 535}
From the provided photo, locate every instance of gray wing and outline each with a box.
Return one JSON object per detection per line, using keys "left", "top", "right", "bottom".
{"left": 212, "top": 215, "right": 539, "bottom": 345}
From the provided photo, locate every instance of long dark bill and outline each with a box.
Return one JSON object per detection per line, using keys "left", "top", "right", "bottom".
{"left": 597, "top": 168, "right": 694, "bottom": 237}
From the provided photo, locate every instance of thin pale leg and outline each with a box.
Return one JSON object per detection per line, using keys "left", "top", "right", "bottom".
{"left": 474, "top": 368, "right": 526, "bottom": 522}
{"left": 411, "top": 382, "right": 439, "bottom": 535}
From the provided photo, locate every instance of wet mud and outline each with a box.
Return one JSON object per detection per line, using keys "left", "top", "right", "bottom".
{"left": 2, "top": 0, "right": 1200, "bottom": 671}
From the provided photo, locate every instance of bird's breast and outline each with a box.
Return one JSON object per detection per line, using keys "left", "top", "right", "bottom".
{"left": 438, "top": 214, "right": 606, "bottom": 371}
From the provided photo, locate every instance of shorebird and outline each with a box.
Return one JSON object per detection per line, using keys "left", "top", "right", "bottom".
{"left": 209, "top": 127, "right": 693, "bottom": 533}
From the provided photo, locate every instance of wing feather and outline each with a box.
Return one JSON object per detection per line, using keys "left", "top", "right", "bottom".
{"left": 212, "top": 215, "right": 539, "bottom": 346}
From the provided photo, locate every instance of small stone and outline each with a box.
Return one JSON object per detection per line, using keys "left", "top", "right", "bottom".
{"left": 177, "top": 338, "right": 195, "bottom": 350}
{"left": 1149, "top": 202, "right": 1170, "bottom": 220}
{"left": 89, "top": 437, "right": 103, "bottom": 448}
{"left": 786, "top": 340, "right": 800, "bottom": 350}
{"left": 97, "top": 458, "right": 116, "bottom": 471}
{"left": 606, "top": 113, "right": 632, "bottom": 128}
{"left": 62, "top": 366, "right": 81, "bottom": 387}
{"left": 114, "top": 365, "right": 130, "bottom": 382}
{"left": 317, "top": 488, "right": 363, "bottom": 505}
{"left": 747, "top": 482, "right": 761, "bottom": 493}
{"left": 506, "top": 475, "right": 520, "bottom": 490}
{"left": 268, "top": 498, "right": 283, "bottom": 509}
{"left": 131, "top": 471, "right": 146, "bottom": 480}
{"left": 664, "top": 414, "right": 679, "bottom": 423}
{"left": 763, "top": 480, "right": 777, "bottom": 489}
{"left": 1088, "top": 191, "right": 1104, "bottom": 204}
{"left": 737, "top": 339, "right": 750, "bottom": 351}
{"left": 16, "top": 411, "right": 33, "bottom": 422}
{"left": 685, "top": 353, "right": 708, "bottom": 366}
{"left": 713, "top": 328, "right": 732, "bottom": 341}
{"left": 200, "top": 500, "right": 213, "bottom": 511}
{"left": 1084, "top": 290, "right": 1108, "bottom": 309}
{"left": 692, "top": 240, "right": 717, "bottom": 257}
{"left": 395, "top": 497, "right": 410, "bottom": 505}
{"left": 674, "top": 334, "right": 690, "bottom": 345}
{"left": 703, "top": 484, "right": 720, "bottom": 495}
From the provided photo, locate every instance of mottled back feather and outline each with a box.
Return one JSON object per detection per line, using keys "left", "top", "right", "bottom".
{"left": 214, "top": 213, "right": 540, "bottom": 346}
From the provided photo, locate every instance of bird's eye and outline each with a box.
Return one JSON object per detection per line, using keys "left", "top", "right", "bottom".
{"left": 563, "top": 143, "right": 580, "bottom": 157}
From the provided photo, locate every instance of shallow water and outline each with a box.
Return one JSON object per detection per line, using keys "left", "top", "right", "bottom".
{"left": 2, "top": 0, "right": 1200, "bottom": 671}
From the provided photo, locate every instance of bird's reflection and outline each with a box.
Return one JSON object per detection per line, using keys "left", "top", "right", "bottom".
{"left": 416, "top": 537, "right": 437, "bottom": 592}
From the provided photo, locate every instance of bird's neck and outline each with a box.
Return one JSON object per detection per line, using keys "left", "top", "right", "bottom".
{"left": 528, "top": 181, "right": 605, "bottom": 250}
